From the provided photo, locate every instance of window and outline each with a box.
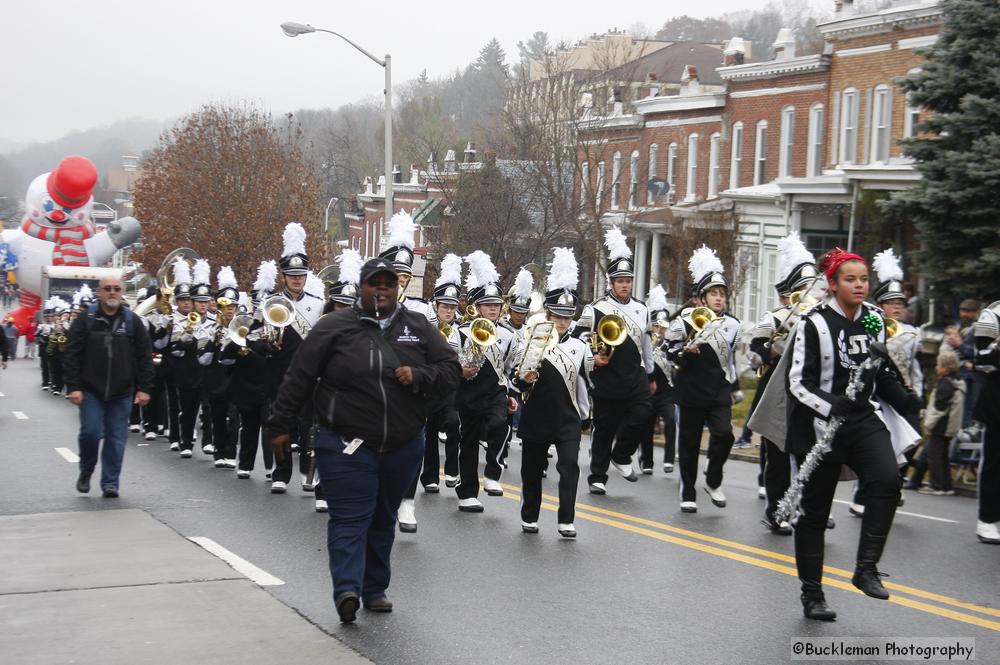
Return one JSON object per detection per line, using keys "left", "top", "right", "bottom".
{"left": 580, "top": 162, "right": 589, "bottom": 208}
{"left": 611, "top": 152, "right": 621, "bottom": 209}
{"left": 708, "top": 133, "right": 721, "bottom": 198}
{"left": 646, "top": 144, "right": 659, "bottom": 205}
{"left": 754, "top": 120, "right": 768, "bottom": 186}
{"left": 628, "top": 150, "right": 640, "bottom": 209}
{"left": 903, "top": 69, "right": 922, "bottom": 139}
{"left": 871, "top": 85, "right": 892, "bottom": 163}
{"left": 807, "top": 103, "right": 825, "bottom": 177}
{"left": 840, "top": 88, "right": 859, "bottom": 164}
{"left": 685, "top": 134, "right": 699, "bottom": 201}
{"left": 779, "top": 106, "right": 795, "bottom": 178}
{"left": 730, "top": 122, "right": 743, "bottom": 188}
{"left": 667, "top": 143, "right": 678, "bottom": 201}
{"left": 595, "top": 161, "right": 605, "bottom": 210}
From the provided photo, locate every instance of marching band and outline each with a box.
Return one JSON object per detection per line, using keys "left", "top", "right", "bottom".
{"left": 38, "top": 214, "right": 1000, "bottom": 621}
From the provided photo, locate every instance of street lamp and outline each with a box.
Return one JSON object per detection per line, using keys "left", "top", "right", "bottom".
{"left": 280, "top": 22, "right": 393, "bottom": 238}
{"left": 324, "top": 196, "right": 338, "bottom": 261}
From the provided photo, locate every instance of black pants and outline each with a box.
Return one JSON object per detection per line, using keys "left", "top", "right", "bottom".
{"left": 210, "top": 397, "right": 238, "bottom": 461}
{"left": 199, "top": 390, "right": 213, "bottom": 447}
{"left": 271, "top": 401, "right": 312, "bottom": 484}
{"left": 178, "top": 387, "right": 202, "bottom": 450}
{"left": 762, "top": 438, "right": 791, "bottom": 521}
{"left": 236, "top": 403, "right": 273, "bottom": 472}
{"left": 981, "top": 421, "right": 1000, "bottom": 524}
{"left": 49, "top": 353, "right": 64, "bottom": 392}
{"left": 144, "top": 374, "right": 166, "bottom": 434}
{"left": 676, "top": 403, "right": 734, "bottom": 502}
{"left": 165, "top": 379, "right": 181, "bottom": 443}
{"left": 925, "top": 433, "right": 953, "bottom": 491}
{"left": 588, "top": 395, "right": 651, "bottom": 485}
{"left": 639, "top": 392, "right": 675, "bottom": 469}
{"left": 420, "top": 404, "right": 461, "bottom": 487}
{"left": 456, "top": 398, "right": 509, "bottom": 499}
{"left": 39, "top": 351, "right": 49, "bottom": 388}
{"left": 794, "top": 417, "right": 901, "bottom": 593}
{"left": 130, "top": 403, "right": 141, "bottom": 427}
{"left": 521, "top": 437, "right": 580, "bottom": 524}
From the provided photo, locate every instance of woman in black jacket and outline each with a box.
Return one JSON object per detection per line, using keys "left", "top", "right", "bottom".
{"left": 266, "top": 258, "right": 460, "bottom": 624}
{"left": 786, "top": 249, "right": 915, "bottom": 621}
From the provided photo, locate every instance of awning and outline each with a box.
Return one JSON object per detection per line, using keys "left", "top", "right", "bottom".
{"left": 412, "top": 197, "right": 443, "bottom": 226}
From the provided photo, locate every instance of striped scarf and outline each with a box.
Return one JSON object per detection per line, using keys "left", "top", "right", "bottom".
{"left": 20, "top": 219, "right": 94, "bottom": 266}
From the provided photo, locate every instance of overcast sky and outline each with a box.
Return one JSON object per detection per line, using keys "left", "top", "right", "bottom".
{"left": 2, "top": 0, "right": 822, "bottom": 145}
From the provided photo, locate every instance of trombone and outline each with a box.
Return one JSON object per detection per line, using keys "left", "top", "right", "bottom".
{"left": 589, "top": 313, "right": 627, "bottom": 359}
{"left": 683, "top": 306, "right": 720, "bottom": 345}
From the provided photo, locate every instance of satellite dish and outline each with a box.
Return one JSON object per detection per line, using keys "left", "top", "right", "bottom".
{"left": 647, "top": 178, "right": 669, "bottom": 196}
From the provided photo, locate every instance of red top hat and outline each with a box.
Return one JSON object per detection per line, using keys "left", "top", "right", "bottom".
{"left": 46, "top": 156, "right": 98, "bottom": 209}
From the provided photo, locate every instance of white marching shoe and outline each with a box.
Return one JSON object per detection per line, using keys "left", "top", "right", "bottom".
{"left": 483, "top": 478, "right": 503, "bottom": 496}
{"left": 521, "top": 521, "right": 539, "bottom": 534}
{"left": 612, "top": 460, "right": 638, "bottom": 482}
{"left": 848, "top": 503, "right": 865, "bottom": 517}
{"left": 169, "top": 442, "right": 180, "bottom": 451}
{"left": 214, "top": 459, "right": 226, "bottom": 468}
{"left": 457, "top": 497, "right": 484, "bottom": 513}
{"left": 129, "top": 424, "right": 141, "bottom": 433}
{"left": 977, "top": 520, "right": 1000, "bottom": 544}
{"left": 202, "top": 444, "right": 216, "bottom": 455}
{"left": 444, "top": 475, "right": 459, "bottom": 488}
{"left": 663, "top": 462, "right": 674, "bottom": 473}
{"left": 758, "top": 486, "right": 766, "bottom": 500}
{"left": 270, "top": 481, "right": 287, "bottom": 494}
{"left": 236, "top": 470, "right": 251, "bottom": 479}
{"left": 558, "top": 523, "right": 577, "bottom": 538}
{"left": 588, "top": 482, "right": 607, "bottom": 495}
{"left": 680, "top": 501, "right": 698, "bottom": 513}
{"left": 144, "top": 431, "right": 158, "bottom": 441}
{"left": 397, "top": 499, "right": 417, "bottom": 533}
{"left": 180, "top": 449, "right": 193, "bottom": 458}
{"left": 315, "top": 498, "right": 328, "bottom": 513}
{"left": 704, "top": 485, "right": 727, "bottom": 508}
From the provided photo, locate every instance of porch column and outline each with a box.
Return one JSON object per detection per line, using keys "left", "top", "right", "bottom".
{"left": 648, "top": 231, "right": 662, "bottom": 292}
{"left": 634, "top": 233, "right": 649, "bottom": 301}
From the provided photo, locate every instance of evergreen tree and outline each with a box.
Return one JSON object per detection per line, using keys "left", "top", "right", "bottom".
{"left": 884, "top": 0, "right": 1000, "bottom": 300}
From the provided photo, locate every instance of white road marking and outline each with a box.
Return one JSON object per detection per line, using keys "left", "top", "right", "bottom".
{"left": 12, "top": 411, "right": 28, "bottom": 419}
{"left": 833, "top": 499, "right": 959, "bottom": 523}
{"left": 137, "top": 443, "right": 150, "bottom": 447}
{"left": 55, "top": 447, "right": 80, "bottom": 463}
{"left": 0, "top": 391, "right": 6, "bottom": 397}
{"left": 186, "top": 537, "right": 284, "bottom": 586}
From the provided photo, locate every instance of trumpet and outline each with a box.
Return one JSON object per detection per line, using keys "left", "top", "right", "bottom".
{"left": 459, "top": 303, "right": 478, "bottom": 324}
{"left": 438, "top": 320, "right": 454, "bottom": 341}
{"left": 589, "top": 313, "right": 627, "bottom": 359}
{"left": 683, "top": 306, "right": 720, "bottom": 345}
{"left": 650, "top": 310, "right": 670, "bottom": 349}
{"left": 184, "top": 311, "right": 201, "bottom": 334}
{"left": 459, "top": 317, "right": 498, "bottom": 370}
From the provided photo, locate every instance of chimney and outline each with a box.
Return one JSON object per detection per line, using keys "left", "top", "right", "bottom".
{"left": 409, "top": 164, "right": 419, "bottom": 185}
{"left": 363, "top": 176, "right": 373, "bottom": 195}
{"left": 835, "top": 0, "right": 855, "bottom": 14}
{"left": 646, "top": 72, "right": 660, "bottom": 97}
{"left": 392, "top": 164, "right": 402, "bottom": 183}
{"left": 426, "top": 152, "right": 437, "bottom": 174}
{"left": 463, "top": 142, "right": 477, "bottom": 163}
{"left": 609, "top": 87, "right": 623, "bottom": 116}
{"left": 723, "top": 37, "right": 747, "bottom": 66}
{"left": 772, "top": 28, "right": 796, "bottom": 61}
{"left": 376, "top": 175, "right": 385, "bottom": 196}
{"left": 444, "top": 149, "right": 457, "bottom": 174}
{"left": 680, "top": 65, "right": 701, "bottom": 95}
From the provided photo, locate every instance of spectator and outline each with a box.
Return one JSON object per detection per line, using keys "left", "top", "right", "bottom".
{"left": 3, "top": 317, "right": 18, "bottom": 360}
{"left": 957, "top": 299, "right": 981, "bottom": 426}
{"left": 63, "top": 276, "right": 155, "bottom": 498}
{"left": 920, "top": 352, "right": 964, "bottom": 496}
{"left": 0, "top": 325, "right": 8, "bottom": 368}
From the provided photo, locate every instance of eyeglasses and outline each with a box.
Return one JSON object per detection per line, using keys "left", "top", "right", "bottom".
{"left": 101, "top": 286, "right": 122, "bottom": 293}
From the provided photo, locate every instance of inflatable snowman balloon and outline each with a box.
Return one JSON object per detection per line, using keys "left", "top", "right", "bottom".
{"left": 0, "top": 155, "right": 142, "bottom": 336}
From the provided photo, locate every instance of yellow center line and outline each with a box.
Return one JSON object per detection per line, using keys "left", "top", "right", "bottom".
{"left": 490, "top": 482, "right": 1000, "bottom": 632}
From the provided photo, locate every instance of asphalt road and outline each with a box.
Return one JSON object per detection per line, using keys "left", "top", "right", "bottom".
{"left": 1, "top": 357, "right": 998, "bottom": 665}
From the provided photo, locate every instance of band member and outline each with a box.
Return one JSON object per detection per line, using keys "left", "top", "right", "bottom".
{"left": 203, "top": 266, "right": 240, "bottom": 469}
{"left": 189, "top": 263, "right": 215, "bottom": 455}
{"left": 37, "top": 303, "right": 53, "bottom": 390}
{"left": 170, "top": 258, "right": 213, "bottom": 458}
{"left": 639, "top": 284, "right": 675, "bottom": 476}
{"left": 378, "top": 210, "right": 436, "bottom": 324}
{"left": 752, "top": 277, "right": 791, "bottom": 500}
{"left": 516, "top": 247, "right": 592, "bottom": 538}
{"left": 576, "top": 227, "right": 653, "bottom": 495}
{"left": 251, "top": 222, "right": 323, "bottom": 493}
{"left": 324, "top": 249, "right": 363, "bottom": 315}
{"left": 147, "top": 281, "right": 182, "bottom": 448}
{"left": 973, "top": 300, "right": 1000, "bottom": 544}
{"left": 47, "top": 301, "right": 70, "bottom": 396}
{"left": 137, "top": 286, "right": 167, "bottom": 441}
{"left": 666, "top": 245, "right": 741, "bottom": 513}
{"left": 501, "top": 267, "right": 533, "bottom": 335}
{"left": 228, "top": 260, "right": 277, "bottom": 481}
{"left": 787, "top": 248, "right": 917, "bottom": 620}
{"left": 398, "top": 253, "right": 464, "bottom": 532}
{"left": 454, "top": 250, "right": 519, "bottom": 513}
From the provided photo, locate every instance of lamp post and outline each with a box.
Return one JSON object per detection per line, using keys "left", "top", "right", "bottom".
{"left": 324, "top": 196, "right": 338, "bottom": 261}
{"left": 280, "top": 22, "right": 393, "bottom": 236}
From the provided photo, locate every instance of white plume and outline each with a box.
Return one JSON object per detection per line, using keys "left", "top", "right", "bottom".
{"left": 43, "top": 298, "right": 53, "bottom": 310}
{"left": 387, "top": 210, "right": 417, "bottom": 249}
{"left": 465, "top": 250, "right": 499, "bottom": 290}
{"left": 217, "top": 266, "right": 238, "bottom": 290}
{"left": 252, "top": 260, "right": 277, "bottom": 293}
{"left": 72, "top": 290, "right": 82, "bottom": 306}
{"left": 281, "top": 222, "right": 307, "bottom": 258}
{"left": 78, "top": 284, "right": 94, "bottom": 301}
{"left": 51, "top": 297, "right": 69, "bottom": 311}
{"left": 546, "top": 247, "right": 579, "bottom": 292}
{"left": 305, "top": 272, "right": 325, "bottom": 298}
{"left": 512, "top": 268, "right": 533, "bottom": 299}
{"left": 435, "top": 253, "right": 463, "bottom": 288}
{"left": 647, "top": 284, "right": 668, "bottom": 312}
{"left": 872, "top": 248, "right": 904, "bottom": 283}
{"left": 337, "top": 249, "right": 363, "bottom": 286}
{"left": 172, "top": 257, "right": 192, "bottom": 286}
{"left": 136, "top": 287, "right": 148, "bottom": 301}
{"left": 604, "top": 226, "right": 632, "bottom": 261}
{"left": 688, "top": 244, "right": 724, "bottom": 282}
{"left": 192, "top": 258, "right": 211, "bottom": 285}
{"left": 777, "top": 232, "right": 815, "bottom": 281}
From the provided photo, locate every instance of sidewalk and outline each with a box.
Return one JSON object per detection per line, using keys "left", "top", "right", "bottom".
{"left": 0, "top": 509, "right": 372, "bottom": 665}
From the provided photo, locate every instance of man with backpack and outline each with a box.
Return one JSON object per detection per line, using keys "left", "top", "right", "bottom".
{"left": 64, "top": 276, "right": 155, "bottom": 497}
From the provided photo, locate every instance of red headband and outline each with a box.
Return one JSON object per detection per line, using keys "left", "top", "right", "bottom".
{"left": 819, "top": 247, "right": 866, "bottom": 279}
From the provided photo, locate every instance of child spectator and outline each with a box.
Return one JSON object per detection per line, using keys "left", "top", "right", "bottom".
{"left": 920, "top": 352, "right": 965, "bottom": 495}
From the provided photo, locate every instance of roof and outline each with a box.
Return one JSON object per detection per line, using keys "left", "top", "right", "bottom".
{"left": 606, "top": 42, "right": 726, "bottom": 86}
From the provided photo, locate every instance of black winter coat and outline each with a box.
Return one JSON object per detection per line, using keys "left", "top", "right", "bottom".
{"left": 64, "top": 306, "right": 155, "bottom": 400}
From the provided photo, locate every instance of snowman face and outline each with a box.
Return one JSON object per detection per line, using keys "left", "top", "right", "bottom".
{"left": 25, "top": 172, "right": 93, "bottom": 228}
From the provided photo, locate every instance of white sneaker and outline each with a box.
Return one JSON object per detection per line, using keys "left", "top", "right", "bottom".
{"left": 301, "top": 474, "right": 314, "bottom": 492}
{"left": 444, "top": 474, "right": 459, "bottom": 488}
{"left": 483, "top": 478, "right": 503, "bottom": 496}
{"left": 52, "top": 390, "right": 62, "bottom": 397}
{"left": 704, "top": 485, "right": 726, "bottom": 508}
{"left": 976, "top": 520, "right": 1000, "bottom": 544}
{"left": 848, "top": 503, "right": 865, "bottom": 517}
{"left": 457, "top": 497, "right": 484, "bottom": 513}
{"left": 42, "top": 385, "right": 50, "bottom": 391}
{"left": 144, "top": 432, "right": 157, "bottom": 441}
{"left": 225, "top": 459, "right": 237, "bottom": 469}
{"left": 315, "top": 499, "right": 328, "bottom": 513}
{"left": 588, "top": 482, "right": 606, "bottom": 495}
{"left": 169, "top": 442, "right": 180, "bottom": 451}
{"left": 758, "top": 486, "right": 766, "bottom": 500}
{"left": 612, "top": 460, "right": 638, "bottom": 482}
{"left": 270, "top": 481, "right": 287, "bottom": 494}
{"left": 180, "top": 449, "right": 193, "bottom": 458}
{"left": 202, "top": 444, "right": 216, "bottom": 455}
{"left": 397, "top": 499, "right": 417, "bottom": 533}
{"left": 680, "top": 501, "right": 698, "bottom": 513}
{"left": 129, "top": 424, "right": 141, "bottom": 433}
{"left": 521, "top": 521, "right": 538, "bottom": 533}
{"left": 237, "top": 470, "right": 251, "bottom": 479}
{"left": 214, "top": 459, "right": 226, "bottom": 468}
{"left": 558, "top": 523, "right": 576, "bottom": 538}
{"left": 162, "top": 429, "right": 170, "bottom": 439}
{"left": 663, "top": 462, "right": 674, "bottom": 473}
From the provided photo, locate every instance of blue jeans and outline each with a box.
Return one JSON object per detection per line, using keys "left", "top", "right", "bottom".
{"left": 314, "top": 428, "right": 425, "bottom": 601}
{"left": 78, "top": 391, "right": 132, "bottom": 490}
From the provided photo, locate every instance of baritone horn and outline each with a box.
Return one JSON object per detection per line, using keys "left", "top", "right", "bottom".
{"left": 589, "top": 313, "right": 627, "bottom": 359}
{"left": 228, "top": 314, "right": 254, "bottom": 347}
{"left": 262, "top": 294, "right": 294, "bottom": 346}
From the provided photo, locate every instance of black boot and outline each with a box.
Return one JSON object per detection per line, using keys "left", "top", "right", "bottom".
{"left": 853, "top": 488, "right": 897, "bottom": 600}
{"left": 800, "top": 581, "right": 836, "bottom": 621}
{"left": 852, "top": 566, "right": 889, "bottom": 600}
